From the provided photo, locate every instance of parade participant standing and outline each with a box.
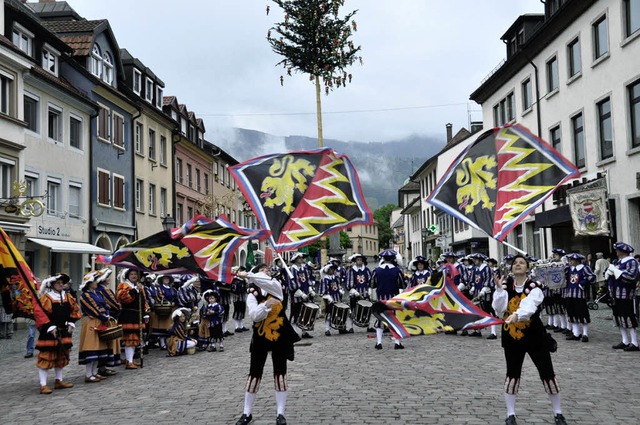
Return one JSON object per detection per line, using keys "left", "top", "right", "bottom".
{"left": 547, "top": 249, "right": 569, "bottom": 334}
{"left": 203, "top": 291, "right": 225, "bottom": 352}
{"left": 408, "top": 256, "right": 431, "bottom": 288}
{"left": 116, "top": 269, "right": 149, "bottom": 369}
{"left": 289, "top": 252, "right": 314, "bottom": 339}
{"left": 216, "top": 279, "right": 234, "bottom": 337}
{"left": 593, "top": 252, "right": 610, "bottom": 291}
{"left": 166, "top": 308, "right": 197, "bottom": 356}
{"left": 177, "top": 275, "right": 200, "bottom": 313}
{"left": 95, "top": 269, "right": 122, "bottom": 371}
{"left": 78, "top": 272, "right": 113, "bottom": 383}
{"left": 231, "top": 268, "right": 249, "bottom": 332}
{"left": 319, "top": 263, "right": 343, "bottom": 336}
{"left": 197, "top": 290, "right": 216, "bottom": 350}
{"left": 150, "top": 274, "right": 178, "bottom": 350}
{"left": 607, "top": 242, "right": 640, "bottom": 351}
{"left": 330, "top": 257, "right": 347, "bottom": 287}
{"left": 346, "top": 253, "right": 372, "bottom": 332}
{"left": 492, "top": 255, "right": 567, "bottom": 425}
{"left": 441, "top": 252, "right": 461, "bottom": 335}
{"left": 34, "top": 274, "right": 81, "bottom": 394}
{"left": 235, "top": 264, "right": 299, "bottom": 425}
{"left": 564, "top": 253, "right": 595, "bottom": 342}
{"left": 372, "top": 249, "right": 405, "bottom": 350}
{"left": 470, "top": 253, "right": 497, "bottom": 339}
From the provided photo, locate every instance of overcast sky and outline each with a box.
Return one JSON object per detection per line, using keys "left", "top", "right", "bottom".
{"left": 66, "top": 0, "right": 543, "bottom": 144}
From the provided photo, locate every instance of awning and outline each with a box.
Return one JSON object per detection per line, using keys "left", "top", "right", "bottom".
{"left": 28, "top": 238, "right": 111, "bottom": 255}
{"left": 534, "top": 205, "right": 571, "bottom": 228}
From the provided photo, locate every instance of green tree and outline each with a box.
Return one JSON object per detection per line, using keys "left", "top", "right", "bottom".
{"left": 339, "top": 230, "right": 352, "bottom": 249}
{"left": 267, "top": 0, "right": 362, "bottom": 147}
{"left": 374, "top": 204, "right": 397, "bottom": 250}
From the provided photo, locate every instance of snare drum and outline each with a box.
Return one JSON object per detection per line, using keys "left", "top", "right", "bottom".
{"left": 296, "top": 302, "right": 320, "bottom": 331}
{"left": 351, "top": 300, "right": 373, "bottom": 328}
{"left": 329, "top": 302, "right": 350, "bottom": 330}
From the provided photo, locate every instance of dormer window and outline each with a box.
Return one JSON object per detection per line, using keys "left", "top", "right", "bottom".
{"left": 103, "top": 52, "right": 114, "bottom": 85}
{"left": 156, "top": 87, "right": 163, "bottom": 109}
{"left": 91, "top": 44, "right": 103, "bottom": 78}
{"left": 133, "top": 68, "right": 141, "bottom": 95}
{"left": 12, "top": 23, "right": 33, "bottom": 57}
{"left": 42, "top": 44, "right": 59, "bottom": 76}
{"left": 145, "top": 77, "right": 153, "bottom": 103}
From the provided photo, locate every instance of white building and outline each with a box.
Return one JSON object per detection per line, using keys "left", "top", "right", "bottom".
{"left": 470, "top": 0, "right": 640, "bottom": 259}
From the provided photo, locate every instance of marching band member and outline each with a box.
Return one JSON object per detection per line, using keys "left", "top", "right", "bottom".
{"left": 231, "top": 267, "right": 249, "bottom": 333}
{"left": 177, "top": 275, "right": 200, "bottom": 312}
{"left": 319, "top": 263, "right": 344, "bottom": 336}
{"left": 150, "top": 274, "right": 178, "bottom": 350}
{"left": 459, "top": 255, "right": 475, "bottom": 335}
{"left": 34, "top": 273, "right": 81, "bottom": 394}
{"left": 492, "top": 255, "right": 567, "bottom": 425}
{"left": 203, "top": 290, "right": 225, "bottom": 352}
{"left": 166, "top": 308, "right": 197, "bottom": 357}
{"left": 441, "top": 252, "right": 461, "bottom": 335}
{"left": 372, "top": 249, "right": 405, "bottom": 350}
{"left": 330, "top": 257, "right": 347, "bottom": 287}
{"left": 470, "top": 253, "right": 497, "bottom": 339}
{"left": 234, "top": 264, "right": 299, "bottom": 425}
{"left": 546, "top": 249, "right": 569, "bottom": 334}
{"left": 95, "top": 268, "right": 122, "bottom": 371}
{"left": 564, "top": 253, "right": 595, "bottom": 342}
{"left": 346, "top": 253, "right": 372, "bottom": 332}
{"left": 409, "top": 255, "right": 431, "bottom": 288}
{"left": 289, "top": 252, "right": 314, "bottom": 339}
{"left": 78, "top": 272, "right": 114, "bottom": 383}
{"left": 116, "top": 269, "right": 149, "bottom": 369}
{"left": 607, "top": 242, "right": 640, "bottom": 351}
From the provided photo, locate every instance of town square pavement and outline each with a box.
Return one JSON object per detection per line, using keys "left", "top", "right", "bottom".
{"left": 0, "top": 307, "right": 638, "bottom": 424}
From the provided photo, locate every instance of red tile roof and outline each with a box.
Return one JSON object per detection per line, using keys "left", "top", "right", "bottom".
{"left": 59, "top": 34, "right": 93, "bottom": 56}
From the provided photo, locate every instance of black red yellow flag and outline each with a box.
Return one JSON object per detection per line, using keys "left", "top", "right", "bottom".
{"left": 230, "top": 148, "right": 372, "bottom": 251}
{"left": 426, "top": 124, "right": 579, "bottom": 241}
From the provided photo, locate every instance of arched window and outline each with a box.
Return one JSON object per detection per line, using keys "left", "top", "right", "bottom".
{"left": 103, "top": 51, "right": 114, "bottom": 84}
{"left": 90, "top": 44, "right": 102, "bottom": 78}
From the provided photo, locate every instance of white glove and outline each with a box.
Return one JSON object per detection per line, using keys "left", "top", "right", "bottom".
{"left": 301, "top": 293, "right": 308, "bottom": 301}
{"left": 294, "top": 289, "right": 305, "bottom": 298}
{"left": 339, "top": 289, "right": 345, "bottom": 296}
{"left": 367, "top": 288, "right": 372, "bottom": 298}
{"left": 480, "top": 286, "right": 491, "bottom": 295}
{"left": 309, "top": 290, "right": 316, "bottom": 297}
{"left": 349, "top": 288, "right": 359, "bottom": 297}
{"left": 65, "top": 322, "right": 75, "bottom": 333}
{"left": 323, "top": 294, "right": 333, "bottom": 302}
{"left": 457, "top": 283, "right": 466, "bottom": 292}
{"left": 604, "top": 270, "right": 614, "bottom": 279}
{"left": 469, "top": 287, "right": 475, "bottom": 295}
{"left": 47, "top": 325, "right": 57, "bottom": 335}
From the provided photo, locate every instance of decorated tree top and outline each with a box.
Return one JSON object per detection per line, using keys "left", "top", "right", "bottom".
{"left": 267, "top": 0, "right": 362, "bottom": 93}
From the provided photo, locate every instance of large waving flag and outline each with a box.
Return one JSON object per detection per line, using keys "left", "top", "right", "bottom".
{"left": 97, "top": 215, "right": 270, "bottom": 283}
{"left": 375, "top": 271, "right": 503, "bottom": 339}
{"left": 426, "top": 124, "right": 579, "bottom": 241}
{"left": 0, "top": 227, "right": 41, "bottom": 319}
{"left": 230, "top": 148, "right": 372, "bottom": 251}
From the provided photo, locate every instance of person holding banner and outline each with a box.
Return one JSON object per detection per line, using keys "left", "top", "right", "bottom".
{"left": 564, "top": 253, "right": 595, "bottom": 342}
{"left": 34, "top": 274, "right": 81, "bottom": 394}
{"left": 492, "top": 255, "right": 567, "bottom": 425}
{"left": 372, "top": 249, "right": 405, "bottom": 350}
{"left": 607, "top": 242, "right": 640, "bottom": 351}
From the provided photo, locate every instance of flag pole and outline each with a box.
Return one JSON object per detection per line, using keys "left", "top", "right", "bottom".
{"left": 499, "top": 240, "right": 527, "bottom": 256}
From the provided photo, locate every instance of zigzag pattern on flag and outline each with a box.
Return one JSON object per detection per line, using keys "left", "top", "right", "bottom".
{"left": 376, "top": 271, "right": 503, "bottom": 339}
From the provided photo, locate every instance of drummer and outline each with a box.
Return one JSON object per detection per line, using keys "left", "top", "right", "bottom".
{"left": 320, "top": 263, "right": 344, "bottom": 336}
{"left": 290, "top": 252, "right": 315, "bottom": 339}
{"left": 346, "top": 253, "right": 373, "bottom": 332}
{"left": 330, "top": 257, "right": 347, "bottom": 287}
{"left": 408, "top": 256, "right": 431, "bottom": 288}
{"left": 150, "top": 274, "right": 178, "bottom": 350}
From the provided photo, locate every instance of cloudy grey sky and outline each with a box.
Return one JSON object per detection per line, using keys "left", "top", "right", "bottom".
{"left": 67, "top": 0, "right": 543, "bottom": 144}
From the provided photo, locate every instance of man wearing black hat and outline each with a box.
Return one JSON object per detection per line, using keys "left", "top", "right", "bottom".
{"left": 289, "top": 253, "right": 314, "bottom": 339}
{"left": 346, "top": 253, "right": 372, "bottom": 332}
{"left": 564, "top": 253, "right": 595, "bottom": 342}
{"left": 372, "top": 249, "right": 405, "bottom": 349}
{"left": 607, "top": 242, "right": 640, "bottom": 351}
{"left": 470, "top": 253, "right": 497, "bottom": 339}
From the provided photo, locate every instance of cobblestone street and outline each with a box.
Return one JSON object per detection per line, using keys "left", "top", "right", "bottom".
{"left": 0, "top": 307, "right": 638, "bottom": 424}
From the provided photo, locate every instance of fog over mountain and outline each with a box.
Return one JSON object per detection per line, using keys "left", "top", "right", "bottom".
{"left": 209, "top": 128, "right": 445, "bottom": 210}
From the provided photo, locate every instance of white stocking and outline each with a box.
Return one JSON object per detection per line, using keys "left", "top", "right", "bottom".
{"left": 581, "top": 324, "right": 588, "bottom": 337}
{"left": 620, "top": 328, "right": 630, "bottom": 345}
{"left": 38, "top": 369, "right": 48, "bottom": 386}
{"left": 125, "top": 346, "right": 135, "bottom": 363}
{"left": 85, "top": 364, "right": 93, "bottom": 378}
{"left": 54, "top": 367, "right": 63, "bottom": 381}
{"left": 92, "top": 361, "right": 99, "bottom": 376}
{"left": 376, "top": 328, "right": 383, "bottom": 344}
{"left": 630, "top": 328, "right": 638, "bottom": 347}
{"left": 490, "top": 325, "right": 496, "bottom": 335}
{"left": 572, "top": 323, "right": 580, "bottom": 337}
{"left": 243, "top": 391, "right": 257, "bottom": 415}
{"left": 549, "top": 393, "right": 562, "bottom": 415}
{"left": 505, "top": 393, "right": 516, "bottom": 416}
{"left": 325, "top": 318, "right": 330, "bottom": 332}
{"left": 275, "top": 390, "right": 287, "bottom": 416}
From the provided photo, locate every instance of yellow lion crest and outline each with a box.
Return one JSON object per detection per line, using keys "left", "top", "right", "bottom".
{"left": 135, "top": 245, "right": 190, "bottom": 269}
{"left": 455, "top": 155, "right": 497, "bottom": 213}
{"left": 260, "top": 155, "right": 316, "bottom": 214}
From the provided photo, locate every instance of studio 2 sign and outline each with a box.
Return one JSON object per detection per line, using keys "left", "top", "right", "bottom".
{"left": 37, "top": 225, "right": 71, "bottom": 239}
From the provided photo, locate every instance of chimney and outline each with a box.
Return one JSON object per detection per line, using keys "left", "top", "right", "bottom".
{"left": 445, "top": 123, "right": 453, "bottom": 143}
{"left": 470, "top": 121, "right": 484, "bottom": 134}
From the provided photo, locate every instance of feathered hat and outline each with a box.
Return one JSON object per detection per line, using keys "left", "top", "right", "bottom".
{"left": 566, "top": 252, "right": 585, "bottom": 261}
{"left": 202, "top": 289, "right": 218, "bottom": 301}
{"left": 40, "top": 273, "right": 70, "bottom": 295}
{"left": 322, "top": 262, "right": 335, "bottom": 274}
{"left": 379, "top": 249, "right": 397, "bottom": 259}
{"left": 171, "top": 307, "right": 190, "bottom": 321}
{"left": 469, "top": 253, "right": 488, "bottom": 261}
{"left": 348, "top": 253, "right": 365, "bottom": 262}
{"left": 290, "top": 252, "right": 306, "bottom": 263}
{"left": 79, "top": 271, "right": 99, "bottom": 291}
{"left": 95, "top": 268, "right": 113, "bottom": 285}
{"left": 409, "top": 256, "right": 428, "bottom": 271}
{"left": 552, "top": 248, "right": 566, "bottom": 256}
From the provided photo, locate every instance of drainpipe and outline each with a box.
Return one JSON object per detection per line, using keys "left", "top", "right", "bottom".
{"left": 131, "top": 106, "right": 142, "bottom": 239}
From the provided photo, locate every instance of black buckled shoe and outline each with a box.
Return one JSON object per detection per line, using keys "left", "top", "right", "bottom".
{"left": 235, "top": 414, "right": 252, "bottom": 425}
{"left": 394, "top": 343, "right": 404, "bottom": 350}
{"left": 325, "top": 330, "right": 331, "bottom": 336}
{"left": 554, "top": 413, "right": 567, "bottom": 425}
{"left": 374, "top": 343, "right": 382, "bottom": 350}
{"left": 487, "top": 334, "right": 497, "bottom": 340}
{"left": 302, "top": 332, "right": 313, "bottom": 339}
{"left": 224, "top": 330, "right": 234, "bottom": 337}
{"left": 347, "top": 328, "right": 354, "bottom": 333}
{"left": 581, "top": 335, "right": 589, "bottom": 342}
{"left": 624, "top": 344, "right": 640, "bottom": 352}
{"left": 276, "top": 414, "right": 287, "bottom": 425}
{"left": 612, "top": 342, "right": 629, "bottom": 349}
{"left": 460, "top": 330, "right": 468, "bottom": 336}
{"left": 505, "top": 414, "right": 518, "bottom": 425}
{"left": 566, "top": 334, "right": 581, "bottom": 341}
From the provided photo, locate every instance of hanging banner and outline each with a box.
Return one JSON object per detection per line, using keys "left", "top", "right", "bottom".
{"left": 567, "top": 178, "right": 609, "bottom": 236}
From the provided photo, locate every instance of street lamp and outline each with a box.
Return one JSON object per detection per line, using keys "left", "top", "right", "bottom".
{"left": 357, "top": 236, "right": 362, "bottom": 254}
{"left": 162, "top": 214, "right": 176, "bottom": 231}
{"left": 421, "top": 228, "right": 429, "bottom": 257}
